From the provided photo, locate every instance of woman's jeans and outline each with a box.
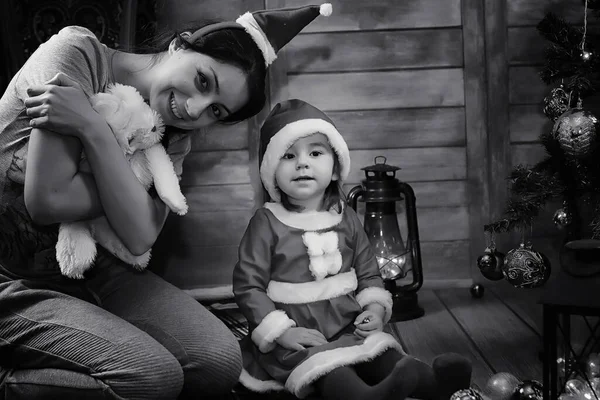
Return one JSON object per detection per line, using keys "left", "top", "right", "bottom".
{"left": 0, "top": 250, "right": 242, "bottom": 400}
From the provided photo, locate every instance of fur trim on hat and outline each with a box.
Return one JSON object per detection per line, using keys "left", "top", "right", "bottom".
{"left": 260, "top": 118, "right": 350, "bottom": 202}
{"left": 236, "top": 12, "right": 278, "bottom": 67}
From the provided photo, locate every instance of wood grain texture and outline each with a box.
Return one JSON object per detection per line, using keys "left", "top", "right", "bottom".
{"left": 286, "top": 29, "right": 463, "bottom": 73}
{"left": 509, "top": 66, "right": 549, "bottom": 104}
{"left": 344, "top": 180, "right": 469, "bottom": 208}
{"left": 509, "top": 104, "right": 552, "bottom": 143}
{"left": 436, "top": 288, "right": 543, "bottom": 381}
{"left": 485, "top": 0, "right": 511, "bottom": 231}
{"left": 508, "top": 0, "right": 588, "bottom": 27}
{"left": 348, "top": 148, "right": 467, "bottom": 183}
{"left": 329, "top": 107, "right": 466, "bottom": 150}
{"left": 508, "top": 26, "right": 546, "bottom": 66}
{"left": 463, "top": 0, "right": 490, "bottom": 286}
{"left": 155, "top": 0, "right": 248, "bottom": 30}
{"left": 183, "top": 184, "right": 255, "bottom": 212}
{"left": 190, "top": 122, "right": 249, "bottom": 152}
{"left": 265, "top": 0, "right": 462, "bottom": 32}
{"left": 511, "top": 143, "right": 548, "bottom": 166}
{"left": 180, "top": 150, "right": 251, "bottom": 186}
{"left": 159, "top": 240, "right": 471, "bottom": 291}
{"left": 389, "top": 290, "right": 494, "bottom": 391}
{"left": 287, "top": 69, "right": 465, "bottom": 111}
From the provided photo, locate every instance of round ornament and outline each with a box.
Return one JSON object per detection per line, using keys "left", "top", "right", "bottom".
{"left": 502, "top": 243, "right": 551, "bottom": 288}
{"left": 543, "top": 87, "right": 570, "bottom": 121}
{"left": 477, "top": 248, "right": 504, "bottom": 281}
{"left": 470, "top": 283, "right": 484, "bottom": 298}
{"left": 514, "top": 380, "right": 543, "bottom": 400}
{"left": 586, "top": 353, "right": 600, "bottom": 378}
{"left": 483, "top": 372, "right": 521, "bottom": 400}
{"left": 551, "top": 108, "right": 599, "bottom": 158}
{"left": 450, "top": 388, "right": 484, "bottom": 400}
{"left": 553, "top": 208, "right": 573, "bottom": 229}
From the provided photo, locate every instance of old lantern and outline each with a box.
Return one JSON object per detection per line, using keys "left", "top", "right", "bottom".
{"left": 347, "top": 156, "right": 424, "bottom": 322}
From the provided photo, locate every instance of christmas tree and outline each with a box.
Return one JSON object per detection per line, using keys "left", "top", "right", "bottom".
{"left": 480, "top": 2, "right": 600, "bottom": 288}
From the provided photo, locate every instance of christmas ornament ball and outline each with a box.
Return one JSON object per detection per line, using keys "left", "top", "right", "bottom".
{"left": 478, "top": 249, "right": 505, "bottom": 281}
{"left": 502, "top": 244, "right": 551, "bottom": 288}
{"left": 470, "top": 283, "right": 484, "bottom": 298}
{"left": 450, "top": 388, "right": 484, "bottom": 400}
{"left": 543, "top": 87, "right": 570, "bottom": 121}
{"left": 552, "top": 108, "right": 599, "bottom": 158}
{"left": 514, "top": 380, "right": 543, "bottom": 400}
{"left": 483, "top": 372, "right": 521, "bottom": 400}
{"left": 553, "top": 208, "right": 572, "bottom": 229}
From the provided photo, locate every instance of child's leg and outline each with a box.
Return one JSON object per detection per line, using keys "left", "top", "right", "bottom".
{"left": 354, "top": 350, "right": 438, "bottom": 399}
{"left": 315, "top": 360, "right": 418, "bottom": 400}
{"left": 353, "top": 350, "right": 472, "bottom": 400}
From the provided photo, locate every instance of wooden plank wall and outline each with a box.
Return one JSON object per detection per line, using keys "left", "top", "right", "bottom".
{"left": 267, "top": 0, "right": 476, "bottom": 290}
{"left": 157, "top": 0, "right": 590, "bottom": 298}
{"left": 154, "top": 0, "right": 492, "bottom": 297}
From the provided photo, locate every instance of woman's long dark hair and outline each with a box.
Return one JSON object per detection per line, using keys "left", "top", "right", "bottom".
{"left": 148, "top": 22, "right": 267, "bottom": 124}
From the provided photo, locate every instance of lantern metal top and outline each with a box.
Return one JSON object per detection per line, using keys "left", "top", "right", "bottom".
{"left": 361, "top": 156, "right": 401, "bottom": 180}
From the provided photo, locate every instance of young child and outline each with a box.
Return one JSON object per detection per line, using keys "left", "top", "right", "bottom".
{"left": 233, "top": 99, "right": 472, "bottom": 400}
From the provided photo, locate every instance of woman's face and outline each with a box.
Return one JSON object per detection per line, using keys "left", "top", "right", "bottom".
{"left": 149, "top": 39, "right": 250, "bottom": 130}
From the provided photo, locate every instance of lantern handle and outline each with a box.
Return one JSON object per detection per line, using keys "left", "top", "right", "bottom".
{"left": 346, "top": 185, "right": 364, "bottom": 211}
{"left": 374, "top": 156, "right": 387, "bottom": 165}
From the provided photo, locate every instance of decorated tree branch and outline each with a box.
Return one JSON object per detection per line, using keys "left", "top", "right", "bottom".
{"left": 479, "top": 6, "right": 600, "bottom": 288}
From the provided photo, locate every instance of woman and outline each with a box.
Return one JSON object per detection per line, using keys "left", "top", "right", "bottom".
{"left": 0, "top": 4, "right": 331, "bottom": 399}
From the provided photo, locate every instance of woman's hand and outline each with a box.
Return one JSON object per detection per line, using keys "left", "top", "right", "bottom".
{"left": 25, "top": 72, "right": 103, "bottom": 138}
{"left": 354, "top": 310, "right": 385, "bottom": 338}
{"left": 275, "top": 327, "right": 328, "bottom": 351}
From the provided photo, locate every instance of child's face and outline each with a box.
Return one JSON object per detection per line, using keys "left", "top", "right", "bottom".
{"left": 275, "top": 133, "right": 339, "bottom": 211}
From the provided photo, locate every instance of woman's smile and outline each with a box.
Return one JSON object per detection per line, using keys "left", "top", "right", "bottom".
{"left": 169, "top": 92, "right": 183, "bottom": 120}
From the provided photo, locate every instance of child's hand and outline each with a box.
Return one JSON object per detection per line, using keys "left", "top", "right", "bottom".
{"left": 354, "top": 311, "right": 384, "bottom": 338}
{"left": 25, "top": 72, "right": 104, "bottom": 138}
{"left": 275, "top": 327, "right": 328, "bottom": 351}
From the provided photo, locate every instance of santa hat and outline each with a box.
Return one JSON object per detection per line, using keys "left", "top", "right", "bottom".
{"left": 259, "top": 99, "right": 350, "bottom": 202}
{"left": 188, "top": 3, "right": 333, "bottom": 67}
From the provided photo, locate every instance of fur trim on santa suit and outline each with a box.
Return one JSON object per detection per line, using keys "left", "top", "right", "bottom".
{"left": 356, "top": 286, "right": 394, "bottom": 323}
{"left": 259, "top": 100, "right": 350, "bottom": 202}
{"left": 251, "top": 309, "right": 297, "bottom": 353}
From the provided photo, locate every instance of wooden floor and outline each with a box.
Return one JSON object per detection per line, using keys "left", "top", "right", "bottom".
{"left": 387, "top": 282, "right": 545, "bottom": 393}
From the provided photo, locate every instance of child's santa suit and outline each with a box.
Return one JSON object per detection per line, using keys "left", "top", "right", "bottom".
{"left": 234, "top": 99, "right": 405, "bottom": 398}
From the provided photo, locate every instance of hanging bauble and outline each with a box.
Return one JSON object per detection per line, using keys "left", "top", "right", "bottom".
{"left": 477, "top": 247, "right": 504, "bottom": 281}
{"left": 470, "top": 283, "right": 484, "bottom": 298}
{"left": 553, "top": 208, "right": 573, "bottom": 229}
{"left": 502, "top": 243, "right": 551, "bottom": 288}
{"left": 586, "top": 353, "right": 600, "bottom": 378}
{"left": 565, "top": 378, "right": 587, "bottom": 395}
{"left": 551, "top": 108, "right": 599, "bottom": 158}
{"left": 513, "top": 380, "right": 543, "bottom": 400}
{"left": 483, "top": 372, "right": 521, "bottom": 400}
{"left": 450, "top": 388, "right": 484, "bottom": 400}
{"left": 543, "top": 87, "right": 570, "bottom": 121}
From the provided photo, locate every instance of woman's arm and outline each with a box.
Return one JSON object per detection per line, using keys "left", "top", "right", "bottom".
{"left": 24, "top": 73, "right": 169, "bottom": 255}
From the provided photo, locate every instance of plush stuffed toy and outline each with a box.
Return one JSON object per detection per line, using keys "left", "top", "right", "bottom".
{"left": 56, "top": 83, "right": 188, "bottom": 279}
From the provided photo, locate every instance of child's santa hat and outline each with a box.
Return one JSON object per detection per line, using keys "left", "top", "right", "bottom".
{"left": 259, "top": 99, "right": 350, "bottom": 202}
{"left": 188, "top": 3, "right": 333, "bottom": 67}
